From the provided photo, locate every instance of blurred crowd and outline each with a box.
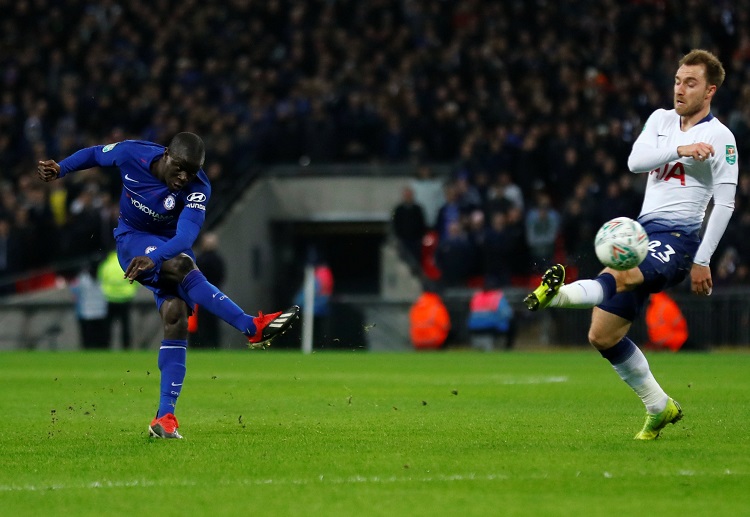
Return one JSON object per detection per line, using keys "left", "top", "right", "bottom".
{"left": 2, "top": 0, "right": 750, "bottom": 293}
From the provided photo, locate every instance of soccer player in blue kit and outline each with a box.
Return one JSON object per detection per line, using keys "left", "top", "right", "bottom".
{"left": 38, "top": 132, "right": 299, "bottom": 439}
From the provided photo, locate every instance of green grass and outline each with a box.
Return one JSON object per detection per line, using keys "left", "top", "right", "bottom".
{"left": 0, "top": 350, "right": 748, "bottom": 516}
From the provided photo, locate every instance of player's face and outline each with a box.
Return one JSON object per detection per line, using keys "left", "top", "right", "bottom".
{"left": 673, "top": 64, "right": 714, "bottom": 117}
{"left": 163, "top": 152, "right": 200, "bottom": 191}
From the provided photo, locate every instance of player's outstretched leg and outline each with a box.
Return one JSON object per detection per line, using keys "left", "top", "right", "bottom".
{"left": 247, "top": 305, "right": 300, "bottom": 349}
{"left": 177, "top": 269, "right": 299, "bottom": 347}
{"left": 524, "top": 264, "right": 565, "bottom": 311}
{"left": 634, "top": 398, "right": 683, "bottom": 440}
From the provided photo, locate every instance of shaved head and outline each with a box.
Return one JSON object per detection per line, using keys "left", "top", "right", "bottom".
{"left": 168, "top": 132, "right": 205, "bottom": 172}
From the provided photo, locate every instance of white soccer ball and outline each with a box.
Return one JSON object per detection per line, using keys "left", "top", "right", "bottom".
{"left": 594, "top": 217, "right": 649, "bottom": 271}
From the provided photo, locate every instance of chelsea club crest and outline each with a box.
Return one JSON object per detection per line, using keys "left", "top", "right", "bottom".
{"left": 163, "top": 195, "right": 176, "bottom": 210}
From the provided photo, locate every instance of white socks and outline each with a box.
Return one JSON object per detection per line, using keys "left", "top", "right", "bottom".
{"left": 611, "top": 346, "right": 668, "bottom": 414}
{"left": 549, "top": 279, "right": 605, "bottom": 309}
{"left": 553, "top": 276, "right": 668, "bottom": 415}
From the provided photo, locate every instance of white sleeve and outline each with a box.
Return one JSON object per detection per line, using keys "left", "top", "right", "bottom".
{"left": 627, "top": 143, "right": 680, "bottom": 173}
{"left": 627, "top": 111, "right": 680, "bottom": 173}
{"left": 693, "top": 183, "right": 736, "bottom": 266}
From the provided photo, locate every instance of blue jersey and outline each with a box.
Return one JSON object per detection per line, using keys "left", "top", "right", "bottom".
{"left": 59, "top": 140, "right": 211, "bottom": 239}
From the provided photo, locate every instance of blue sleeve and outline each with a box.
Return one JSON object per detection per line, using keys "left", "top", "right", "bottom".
{"left": 58, "top": 144, "right": 121, "bottom": 177}
{"left": 148, "top": 216, "right": 201, "bottom": 267}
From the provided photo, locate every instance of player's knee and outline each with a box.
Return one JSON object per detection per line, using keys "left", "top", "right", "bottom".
{"left": 164, "top": 254, "right": 196, "bottom": 279}
{"left": 164, "top": 315, "right": 188, "bottom": 336}
{"left": 587, "top": 328, "right": 619, "bottom": 350}
{"left": 607, "top": 268, "right": 643, "bottom": 293}
{"left": 161, "top": 300, "right": 188, "bottom": 336}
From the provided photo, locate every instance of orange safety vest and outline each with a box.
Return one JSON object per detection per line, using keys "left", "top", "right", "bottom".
{"left": 645, "top": 292, "right": 688, "bottom": 352}
{"left": 409, "top": 292, "right": 451, "bottom": 349}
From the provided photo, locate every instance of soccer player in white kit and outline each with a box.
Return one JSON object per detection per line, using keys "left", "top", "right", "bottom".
{"left": 524, "top": 49, "right": 738, "bottom": 439}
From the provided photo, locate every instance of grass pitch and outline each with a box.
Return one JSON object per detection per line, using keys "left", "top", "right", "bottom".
{"left": 0, "top": 350, "right": 748, "bottom": 516}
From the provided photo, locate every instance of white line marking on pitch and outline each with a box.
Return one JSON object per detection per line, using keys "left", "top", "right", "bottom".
{"left": 0, "top": 469, "right": 740, "bottom": 492}
{"left": 0, "top": 474, "right": 505, "bottom": 492}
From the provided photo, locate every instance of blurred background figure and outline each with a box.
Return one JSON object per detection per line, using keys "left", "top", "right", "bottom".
{"left": 0, "top": 216, "right": 21, "bottom": 296}
{"left": 294, "top": 248, "right": 334, "bottom": 347}
{"left": 408, "top": 281, "right": 450, "bottom": 351}
{"left": 189, "top": 232, "right": 226, "bottom": 349}
{"left": 392, "top": 185, "right": 427, "bottom": 267}
{"left": 410, "top": 163, "right": 444, "bottom": 230}
{"left": 467, "top": 278, "right": 516, "bottom": 352}
{"left": 435, "top": 220, "right": 476, "bottom": 286}
{"left": 525, "top": 191, "right": 561, "bottom": 272}
{"left": 645, "top": 292, "right": 691, "bottom": 352}
{"left": 70, "top": 260, "right": 108, "bottom": 349}
{"left": 98, "top": 249, "right": 139, "bottom": 349}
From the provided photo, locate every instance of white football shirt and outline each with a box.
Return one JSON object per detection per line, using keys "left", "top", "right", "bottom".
{"left": 627, "top": 108, "right": 738, "bottom": 264}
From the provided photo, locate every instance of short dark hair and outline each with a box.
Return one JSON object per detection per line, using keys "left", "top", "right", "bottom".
{"left": 679, "top": 49, "right": 725, "bottom": 88}
{"left": 169, "top": 132, "right": 205, "bottom": 170}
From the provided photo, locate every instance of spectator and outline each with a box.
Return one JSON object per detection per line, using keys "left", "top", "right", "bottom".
{"left": 410, "top": 163, "right": 444, "bottom": 230}
{"left": 409, "top": 282, "right": 450, "bottom": 351}
{"left": 480, "top": 211, "right": 514, "bottom": 287}
{"left": 525, "top": 192, "right": 561, "bottom": 271}
{"left": 0, "top": 1, "right": 749, "bottom": 287}
{"left": 485, "top": 171, "right": 524, "bottom": 215}
{"left": 189, "top": 232, "right": 227, "bottom": 349}
{"left": 391, "top": 186, "right": 427, "bottom": 266}
{"left": 645, "top": 292, "right": 690, "bottom": 353}
{"left": 505, "top": 205, "right": 531, "bottom": 280}
{"left": 0, "top": 216, "right": 21, "bottom": 295}
{"left": 65, "top": 183, "right": 106, "bottom": 259}
{"left": 434, "top": 220, "right": 476, "bottom": 286}
{"left": 560, "top": 179, "right": 600, "bottom": 276}
{"left": 294, "top": 255, "right": 335, "bottom": 348}
{"left": 467, "top": 278, "right": 516, "bottom": 352}
{"left": 70, "top": 262, "right": 109, "bottom": 350}
{"left": 434, "top": 181, "right": 462, "bottom": 241}
{"left": 98, "top": 249, "right": 139, "bottom": 349}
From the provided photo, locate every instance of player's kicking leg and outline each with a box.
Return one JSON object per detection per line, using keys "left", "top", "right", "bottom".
{"left": 523, "top": 264, "right": 565, "bottom": 311}
{"left": 171, "top": 260, "right": 299, "bottom": 348}
{"left": 246, "top": 305, "right": 301, "bottom": 349}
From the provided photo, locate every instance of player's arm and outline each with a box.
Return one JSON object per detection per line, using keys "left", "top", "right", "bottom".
{"left": 37, "top": 144, "right": 122, "bottom": 182}
{"left": 694, "top": 182, "right": 736, "bottom": 268}
{"left": 123, "top": 205, "right": 207, "bottom": 282}
{"left": 627, "top": 111, "right": 681, "bottom": 173}
{"left": 694, "top": 132, "right": 739, "bottom": 269}
{"left": 690, "top": 182, "right": 736, "bottom": 295}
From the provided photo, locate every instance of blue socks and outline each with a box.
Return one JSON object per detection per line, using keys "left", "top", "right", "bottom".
{"left": 156, "top": 269, "right": 263, "bottom": 418}
{"left": 595, "top": 272, "right": 617, "bottom": 301}
{"left": 599, "top": 336, "right": 637, "bottom": 365}
{"left": 157, "top": 340, "right": 187, "bottom": 418}
{"left": 178, "top": 269, "right": 256, "bottom": 336}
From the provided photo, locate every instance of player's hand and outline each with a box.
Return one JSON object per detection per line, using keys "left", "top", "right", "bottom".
{"left": 677, "top": 143, "right": 715, "bottom": 162}
{"left": 37, "top": 160, "right": 61, "bottom": 182}
{"left": 690, "top": 263, "right": 713, "bottom": 296}
{"left": 124, "top": 256, "right": 155, "bottom": 283}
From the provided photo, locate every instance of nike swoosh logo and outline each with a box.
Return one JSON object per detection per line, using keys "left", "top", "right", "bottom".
{"left": 125, "top": 174, "right": 139, "bottom": 182}
{"left": 212, "top": 293, "right": 218, "bottom": 298}
{"left": 171, "top": 382, "right": 183, "bottom": 387}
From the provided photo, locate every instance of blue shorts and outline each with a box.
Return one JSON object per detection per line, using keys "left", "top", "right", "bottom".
{"left": 597, "top": 222, "right": 700, "bottom": 321}
{"left": 115, "top": 230, "right": 196, "bottom": 312}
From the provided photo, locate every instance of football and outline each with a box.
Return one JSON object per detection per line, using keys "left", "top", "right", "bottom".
{"left": 594, "top": 217, "right": 649, "bottom": 270}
